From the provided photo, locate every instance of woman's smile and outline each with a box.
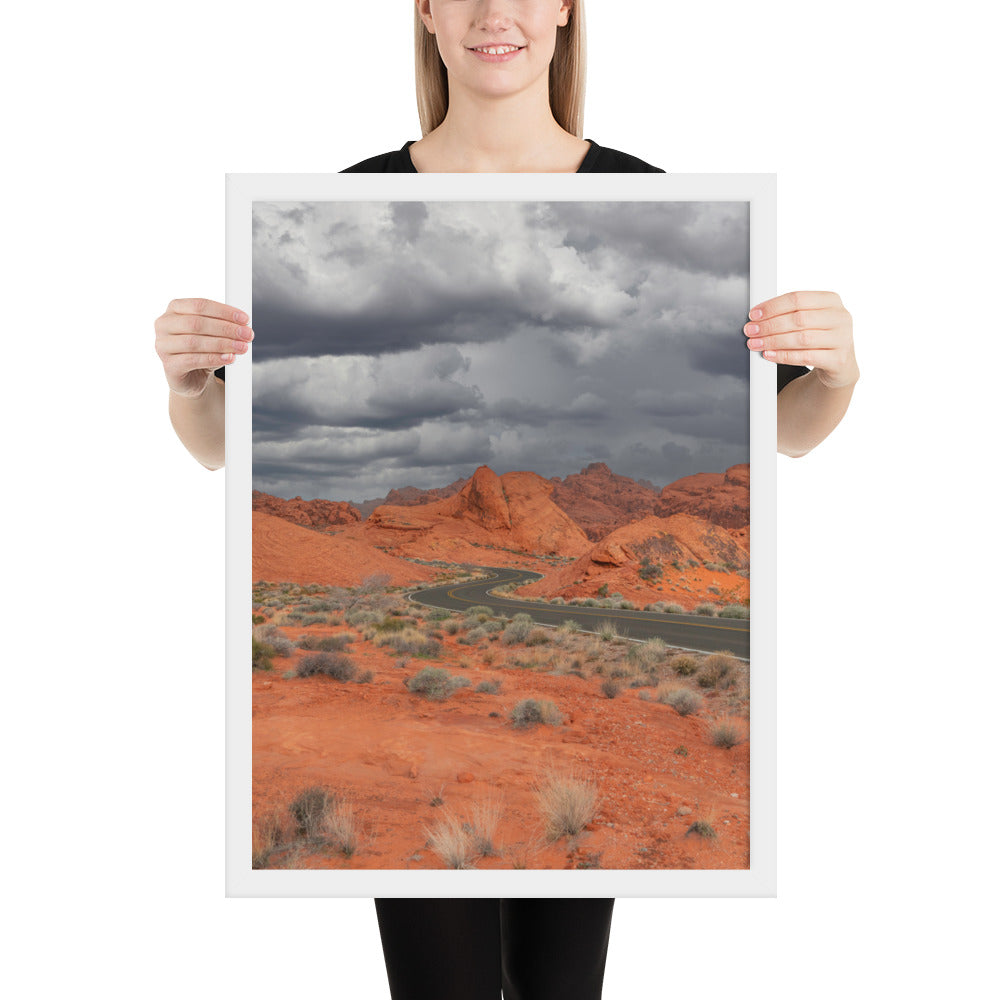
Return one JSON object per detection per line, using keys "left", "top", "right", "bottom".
{"left": 466, "top": 43, "right": 526, "bottom": 62}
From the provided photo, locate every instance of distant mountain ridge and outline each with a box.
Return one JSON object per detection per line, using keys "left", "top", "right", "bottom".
{"left": 254, "top": 461, "right": 750, "bottom": 543}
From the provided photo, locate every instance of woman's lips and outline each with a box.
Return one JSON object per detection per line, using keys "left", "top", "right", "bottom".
{"left": 467, "top": 44, "right": 525, "bottom": 63}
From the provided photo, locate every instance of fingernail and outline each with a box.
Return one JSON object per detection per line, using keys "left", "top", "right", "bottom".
{"left": 748, "top": 339, "right": 763, "bottom": 349}
{"left": 763, "top": 351, "right": 776, "bottom": 359}
{"left": 745, "top": 323, "right": 760, "bottom": 335}
{"left": 239, "top": 327, "right": 254, "bottom": 340}
{"left": 749, "top": 308, "right": 763, "bottom": 321}
{"left": 222, "top": 353, "right": 235, "bottom": 363}
{"left": 234, "top": 310, "right": 249, "bottom": 324}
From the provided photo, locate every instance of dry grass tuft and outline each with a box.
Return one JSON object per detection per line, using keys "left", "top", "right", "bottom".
{"left": 533, "top": 769, "right": 599, "bottom": 841}
{"left": 469, "top": 791, "right": 505, "bottom": 856}
{"left": 323, "top": 798, "right": 361, "bottom": 857}
{"left": 424, "top": 809, "right": 477, "bottom": 869}
{"left": 251, "top": 810, "right": 285, "bottom": 869}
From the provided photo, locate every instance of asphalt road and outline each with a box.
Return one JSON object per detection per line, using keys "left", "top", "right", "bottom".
{"left": 407, "top": 565, "right": 749, "bottom": 659}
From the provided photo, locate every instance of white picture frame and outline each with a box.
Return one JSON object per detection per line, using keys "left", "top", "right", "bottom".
{"left": 225, "top": 172, "right": 776, "bottom": 897}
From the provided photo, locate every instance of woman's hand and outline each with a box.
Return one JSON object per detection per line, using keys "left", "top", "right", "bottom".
{"left": 154, "top": 297, "right": 254, "bottom": 396}
{"left": 744, "top": 290, "right": 859, "bottom": 389}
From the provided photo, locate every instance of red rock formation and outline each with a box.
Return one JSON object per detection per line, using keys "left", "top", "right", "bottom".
{"left": 549, "top": 462, "right": 662, "bottom": 541}
{"left": 252, "top": 490, "right": 360, "bottom": 530}
{"left": 656, "top": 464, "right": 750, "bottom": 530}
{"left": 518, "top": 512, "right": 749, "bottom": 610}
{"left": 252, "top": 511, "right": 433, "bottom": 587}
{"left": 358, "top": 466, "right": 591, "bottom": 559}
{"left": 355, "top": 479, "right": 466, "bottom": 519}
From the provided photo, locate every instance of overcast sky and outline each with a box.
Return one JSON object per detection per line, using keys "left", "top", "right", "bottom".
{"left": 251, "top": 200, "right": 749, "bottom": 503}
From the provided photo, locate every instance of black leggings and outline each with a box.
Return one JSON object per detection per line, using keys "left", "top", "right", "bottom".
{"left": 374, "top": 898, "right": 615, "bottom": 1000}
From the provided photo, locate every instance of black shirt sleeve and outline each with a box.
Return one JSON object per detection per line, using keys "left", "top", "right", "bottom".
{"left": 776, "top": 363, "right": 810, "bottom": 393}
{"left": 214, "top": 366, "right": 225, "bottom": 381}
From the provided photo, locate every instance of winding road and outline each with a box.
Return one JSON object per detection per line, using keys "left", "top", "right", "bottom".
{"left": 407, "top": 566, "right": 749, "bottom": 659}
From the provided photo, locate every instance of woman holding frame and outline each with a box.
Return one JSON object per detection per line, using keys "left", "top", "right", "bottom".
{"left": 155, "top": 3, "right": 859, "bottom": 998}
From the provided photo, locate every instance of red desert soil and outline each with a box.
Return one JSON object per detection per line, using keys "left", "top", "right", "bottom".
{"left": 252, "top": 511, "right": 435, "bottom": 588}
{"left": 253, "top": 624, "right": 749, "bottom": 871}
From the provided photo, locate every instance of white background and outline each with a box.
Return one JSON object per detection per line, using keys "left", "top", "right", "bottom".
{"left": 5, "top": 1, "right": 993, "bottom": 997}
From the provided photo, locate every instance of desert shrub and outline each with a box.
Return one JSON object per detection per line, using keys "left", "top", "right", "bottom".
{"left": 534, "top": 771, "right": 598, "bottom": 840}
{"left": 355, "top": 669, "right": 375, "bottom": 684}
{"left": 693, "top": 603, "right": 719, "bottom": 617}
{"left": 296, "top": 652, "right": 357, "bottom": 682}
{"left": 501, "top": 614, "right": 534, "bottom": 645}
{"left": 686, "top": 820, "right": 717, "bottom": 840}
{"left": 405, "top": 666, "right": 470, "bottom": 701}
{"left": 252, "top": 638, "right": 276, "bottom": 672}
{"left": 638, "top": 556, "right": 663, "bottom": 582}
{"left": 696, "top": 652, "right": 738, "bottom": 689}
{"left": 475, "top": 679, "right": 502, "bottom": 694}
{"left": 464, "top": 605, "right": 494, "bottom": 621}
{"left": 253, "top": 623, "right": 294, "bottom": 654}
{"left": 627, "top": 638, "right": 667, "bottom": 676}
{"left": 671, "top": 654, "right": 700, "bottom": 677}
{"left": 297, "top": 632, "right": 355, "bottom": 652}
{"left": 662, "top": 688, "right": 703, "bottom": 716}
{"left": 525, "top": 627, "right": 551, "bottom": 646}
{"left": 597, "top": 583, "right": 608, "bottom": 597}
{"left": 377, "top": 629, "right": 443, "bottom": 659}
{"left": 558, "top": 619, "right": 580, "bottom": 634}
{"left": 298, "top": 614, "right": 328, "bottom": 626}
{"left": 459, "top": 626, "right": 488, "bottom": 645}
{"left": 601, "top": 678, "right": 622, "bottom": 699}
{"left": 709, "top": 717, "right": 746, "bottom": 748}
{"left": 549, "top": 596, "right": 566, "bottom": 606}
{"left": 289, "top": 786, "right": 335, "bottom": 838}
{"left": 442, "top": 618, "right": 463, "bottom": 635}
{"left": 704, "top": 562, "right": 727, "bottom": 573}
{"left": 510, "top": 698, "right": 563, "bottom": 728}
{"left": 347, "top": 607, "right": 385, "bottom": 626}
{"left": 596, "top": 621, "right": 618, "bottom": 642}
{"left": 719, "top": 604, "right": 750, "bottom": 619}
{"left": 375, "top": 616, "right": 407, "bottom": 633}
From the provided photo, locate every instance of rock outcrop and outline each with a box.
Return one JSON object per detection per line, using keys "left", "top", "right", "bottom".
{"left": 656, "top": 464, "right": 750, "bottom": 530}
{"left": 251, "top": 490, "right": 360, "bottom": 530}
{"left": 549, "top": 462, "right": 662, "bottom": 541}
{"left": 360, "top": 465, "right": 591, "bottom": 559}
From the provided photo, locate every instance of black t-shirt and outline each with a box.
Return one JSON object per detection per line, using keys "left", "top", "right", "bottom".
{"left": 215, "top": 140, "right": 809, "bottom": 390}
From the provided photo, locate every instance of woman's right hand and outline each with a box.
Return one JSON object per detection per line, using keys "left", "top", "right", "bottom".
{"left": 154, "top": 297, "right": 254, "bottom": 397}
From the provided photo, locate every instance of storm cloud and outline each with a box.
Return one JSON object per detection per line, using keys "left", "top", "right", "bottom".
{"left": 250, "top": 200, "right": 750, "bottom": 502}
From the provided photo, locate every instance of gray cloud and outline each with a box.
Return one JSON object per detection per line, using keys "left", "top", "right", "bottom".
{"left": 250, "top": 200, "right": 751, "bottom": 500}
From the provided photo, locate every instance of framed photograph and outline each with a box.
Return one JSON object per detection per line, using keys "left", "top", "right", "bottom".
{"left": 225, "top": 173, "right": 776, "bottom": 897}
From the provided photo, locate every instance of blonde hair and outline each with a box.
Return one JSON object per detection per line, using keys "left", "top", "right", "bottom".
{"left": 414, "top": 1, "right": 587, "bottom": 138}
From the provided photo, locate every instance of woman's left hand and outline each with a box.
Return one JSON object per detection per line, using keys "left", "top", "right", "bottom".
{"left": 744, "top": 290, "right": 859, "bottom": 389}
